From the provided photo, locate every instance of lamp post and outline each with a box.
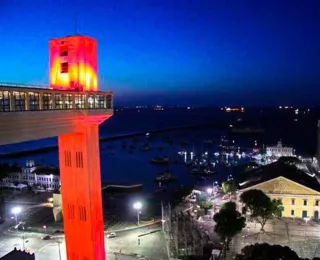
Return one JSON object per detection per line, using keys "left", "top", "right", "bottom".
{"left": 12, "top": 207, "right": 21, "bottom": 226}
{"left": 56, "top": 240, "right": 62, "bottom": 260}
{"left": 133, "top": 202, "right": 142, "bottom": 226}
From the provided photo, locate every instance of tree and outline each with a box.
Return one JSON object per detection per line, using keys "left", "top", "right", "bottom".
{"left": 235, "top": 243, "right": 301, "bottom": 260}
{"left": 199, "top": 201, "right": 213, "bottom": 214}
{"left": 213, "top": 202, "right": 246, "bottom": 259}
{"left": 240, "top": 189, "right": 284, "bottom": 231}
{"left": 220, "top": 201, "right": 237, "bottom": 211}
{"left": 278, "top": 156, "right": 302, "bottom": 165}
{"left": 222, "top": 180, "right": 237, "bottom": 194}
{"left": 171, "top": 186, "right": 193, "bottom": 206}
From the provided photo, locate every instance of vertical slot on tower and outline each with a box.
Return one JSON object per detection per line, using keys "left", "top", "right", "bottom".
{"left": 76, "top": 151, "right": 84, "bottom": 168}
{"left": 64, "top": 151, "right": 72, "bottom": 167}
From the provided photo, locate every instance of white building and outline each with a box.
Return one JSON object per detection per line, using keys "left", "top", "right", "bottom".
{"left": 2, "top": 160, "right": 60, "bottom": 190}
{"left": 266, "top": 140, "right": 294, "bottom": 157}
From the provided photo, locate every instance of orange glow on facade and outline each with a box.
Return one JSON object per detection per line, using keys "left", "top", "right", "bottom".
{"left": 49, "top": 35, "right": 98, "bottom": 91}
{"left": 58, "top": 122, "right": 108, "bottom": 260}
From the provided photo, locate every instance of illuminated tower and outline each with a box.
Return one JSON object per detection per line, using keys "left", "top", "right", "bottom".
{"left": 49, "top": 35, "right": 98, "bottom": 91}
{"left": 0, "top": 34, "right": 113, "bottom": 260}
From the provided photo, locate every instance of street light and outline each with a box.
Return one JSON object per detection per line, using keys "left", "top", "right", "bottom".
{"left": 12, "top": 207, "right": 21, "bottom": 225}
{"left": 133, "top": 202, "right": 142, "bottom": 226}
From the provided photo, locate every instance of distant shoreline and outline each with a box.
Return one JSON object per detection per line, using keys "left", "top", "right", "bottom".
{"left": 0, "top": 122, "right": 229, "bottom": 158}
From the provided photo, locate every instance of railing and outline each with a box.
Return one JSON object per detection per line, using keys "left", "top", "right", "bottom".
{"left": 0, "top": 84, "right": 113, "bottom": 112}
{"left": 0, "top": 82, "right": 49, "bottom": 89}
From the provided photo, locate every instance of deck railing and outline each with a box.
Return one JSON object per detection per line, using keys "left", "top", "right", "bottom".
{"left": 0, "top": 83, "right": 113, "bottom": 112}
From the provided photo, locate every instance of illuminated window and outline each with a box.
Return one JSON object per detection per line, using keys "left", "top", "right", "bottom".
{"left": 55, "top": 94, "right": 63, "bottom": 109}
{"left": 60, "top": 62, "right": 69, "bottom": 73}
{"left": 28, "top": 92, "right": 40, "bottom": 111}
{"left": 95, "top": 94, "right": 105, "bottom": 108}
{"left": 88, "top": 95, "right": 95, "bottom": 109}
{"left": 42, "top": 93, "right": 53, "bottom": 110}
{"left": 106, "top": 94, "right": 112, "bottom": 109}
{"left": 65, "top": 94, "right": 73, "bottom": 109}
{"left": 75, "top": 94, "right": 86, "bottom": 109}
{"left": 13, "top": 91, "right": 26, "bottom": 111}
{"left": 0, "top": 91, "right": 11, "bottom": 111}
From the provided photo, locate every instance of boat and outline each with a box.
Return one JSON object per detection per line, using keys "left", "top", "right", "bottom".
{"left": 154, "top": 187, "right": 167, "bottom": 194}
{"left": 229, "top": 126, "right": 265, "bottom": 134}
{"left": 141, "top": 144, "right": 151, "bottom": 151}
{"left": 150, "top": 157, "right": 170, "bottom": 164}
{"left": 190, "top": 168, "right": 215, "bottom": 176}
{"left": 155, "top": 172, "right": 177, "bottom": 182}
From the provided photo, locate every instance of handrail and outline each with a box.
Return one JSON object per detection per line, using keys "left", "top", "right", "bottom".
{"left": 0, "top": 82, "right": 48, "bottom": 89}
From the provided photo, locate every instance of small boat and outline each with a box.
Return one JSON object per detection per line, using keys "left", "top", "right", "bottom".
{"left": 150, "top": 157, "right": 170, "bottom": 164}
{"left": 155, "top": 172, "right": 177, "bottom": 182}
{"left": 154, "top": 187, "right": 167, "bottom": 194}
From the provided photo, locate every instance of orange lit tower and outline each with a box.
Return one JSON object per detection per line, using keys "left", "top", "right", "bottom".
{"left": 49, "top": 35, "right": 98, "bottom": 91}
{"left": 0, "top": 34, "right": 113, "bottom": 260}
{"left": 50, "top": 35, "right": 109, "bottom": 260}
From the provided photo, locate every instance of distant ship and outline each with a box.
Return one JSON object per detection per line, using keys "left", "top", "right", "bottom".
{"left": 230, "top": 126, "right": 265, "bottom": 134}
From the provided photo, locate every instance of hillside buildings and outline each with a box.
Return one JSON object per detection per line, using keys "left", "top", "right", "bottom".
{"left": 1, "top": 160, "right": 60, "bottom": 190}
{"left": 266, "top": 140, "right": 294, "bottom": 157}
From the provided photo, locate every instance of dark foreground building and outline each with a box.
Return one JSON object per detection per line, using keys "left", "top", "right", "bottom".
{"left": 0, "top": 248, "right": 35, "bottom": 260}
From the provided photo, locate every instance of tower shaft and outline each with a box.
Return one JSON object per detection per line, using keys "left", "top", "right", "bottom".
{"left": 58, "top": 124, "right": 105, "bottom": 260}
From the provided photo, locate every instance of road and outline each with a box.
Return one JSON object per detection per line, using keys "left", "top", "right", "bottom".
{"left": 0, "top": 222, "right": 168, "bottom": 260}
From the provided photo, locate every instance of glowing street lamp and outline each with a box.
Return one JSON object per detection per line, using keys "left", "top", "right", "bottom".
{"left": 133, "top": 202, "right": 142, "bottom": 226}
{"left": 207, "top": 188, "right": 213, "bottom": 194}
{"left": 12, "top": 207, "right": 21, "bottom": 225}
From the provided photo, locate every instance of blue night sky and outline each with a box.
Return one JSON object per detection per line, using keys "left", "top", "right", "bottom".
{"left": 0, "top": 0, "right": 319, "bottom": 105}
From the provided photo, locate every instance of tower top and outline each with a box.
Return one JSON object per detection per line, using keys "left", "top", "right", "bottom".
{"left": 49, "top": 35, "right": 98, "bottom": 92}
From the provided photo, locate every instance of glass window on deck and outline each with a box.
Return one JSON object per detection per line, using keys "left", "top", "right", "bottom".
{"left": 95, "top": 94, "right": 105, "bottom": 109}
{"left": 106, "top": 94, "right": 112, "bottom": 109}
{"left": 55, "top": 94, "right": 63, "bottom": 109}
{"left": 13, "top": 91, "right": 26, "bottom": 111}
{"left": 88, "top": 95, "right": 95, "bottom": 109}
{"left": 0, "top": 91, "right": 11, "bottom": 111}
{"left": 75, "top": 94, "right": 86, "bottom": 109}
{"left": 28, "top": 92, "right": 40, "bottom": 111}
{"left": 42, "top": 93, "right": 53, "bottom": 110}
{"left": 65, "top": 94, "right": 73, "bottom": 109}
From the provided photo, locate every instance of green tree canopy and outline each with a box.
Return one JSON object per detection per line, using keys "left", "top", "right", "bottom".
{"left": 240, "top": 189, "right": 284, "bottom": 231}
{"left": 222, "top": 180, "right": 237, "bottom": 194}
{"left": 171, "top": 186, "right": 193, "bottom": 206}
{"left": 199, "top": 201, "right": 213, "bottom": 214}
{"left": 235, "top": 243, "right": 301, "bottom": 260}
{"left": 213, "top": 202, "right": 246, "bottom": 259}
{"left": 278, "top": 156, "right": 302, "bottom": 165}
{"left": 220, "top": 201, "right": 237, "bottom": 211}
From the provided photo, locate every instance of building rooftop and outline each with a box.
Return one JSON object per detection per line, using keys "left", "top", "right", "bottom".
{"left": 239, "top": 161, "right": 320, "bottom": 192}
{"left": 31, "top": 166, "right": 60, "bottom": 176}
{"left": 0, "top": 248, "right": 35, "bottom": 260}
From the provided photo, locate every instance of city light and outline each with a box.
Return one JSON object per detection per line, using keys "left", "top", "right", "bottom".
{"left": 207, "top": 188, "right": 213, "bottom": 194}
{"left": 12, "top": 207, "right": 22, "bottom": 225}
{"left": 133, "top": 202, "right": 142, "bottom": 226}
{"left": 12, "top": 207, "right": 21, "bottom": 215}
{"left": 133, "top": 202, "right": 142, "bottom": 210}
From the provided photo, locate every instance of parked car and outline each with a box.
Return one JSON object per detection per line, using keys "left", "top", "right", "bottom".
{"left": 107, "top": 232, "right": 116, "bottom": 238}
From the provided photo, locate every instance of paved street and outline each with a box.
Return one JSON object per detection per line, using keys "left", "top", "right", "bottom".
{"left": 0, "top": 223, "right": 168, "bottom": 260}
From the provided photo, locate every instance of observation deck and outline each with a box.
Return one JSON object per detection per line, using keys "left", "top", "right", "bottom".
{"left": 0, "top": 82, "right": 113, "bottom": 146}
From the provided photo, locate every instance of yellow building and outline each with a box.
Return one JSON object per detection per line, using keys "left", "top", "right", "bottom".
{"left": 238, "top": 176, "right": 320, "bottom": 219}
